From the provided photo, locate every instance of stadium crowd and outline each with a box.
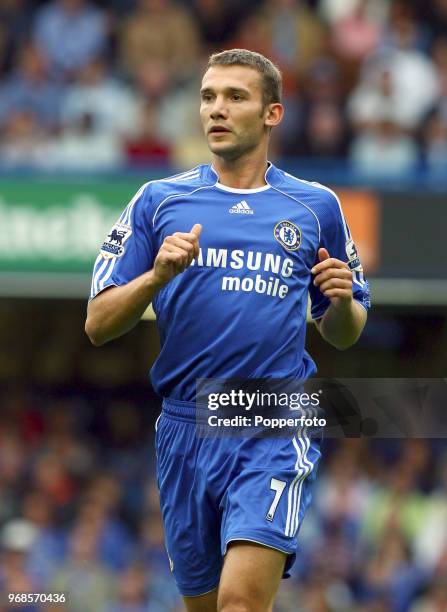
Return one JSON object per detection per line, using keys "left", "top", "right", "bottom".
{"left": 0, "top": 0, "right": 446, "bottom": 176}
{"left": 0, "top": 383, "right": 446, "bottom": 611}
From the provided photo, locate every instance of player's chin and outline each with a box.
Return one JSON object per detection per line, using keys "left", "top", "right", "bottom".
{"left": 208, "top": 141, "right": 239, "bottom": 157}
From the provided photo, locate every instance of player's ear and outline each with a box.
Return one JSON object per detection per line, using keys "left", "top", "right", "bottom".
{"left": 264, "top": 103, "right": 284, "bottom": 129}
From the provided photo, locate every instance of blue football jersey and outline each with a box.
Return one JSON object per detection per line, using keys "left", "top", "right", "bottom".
{"left": 90, "top": 164, "right": 370, "bottom": 401}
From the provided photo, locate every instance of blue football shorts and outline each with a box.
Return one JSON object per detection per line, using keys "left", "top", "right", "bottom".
{"left": 155, "top": 398, "right": 321, "bottom": 597}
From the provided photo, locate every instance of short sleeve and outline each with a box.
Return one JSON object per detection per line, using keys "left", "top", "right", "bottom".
{"left": 308, "top": 189, "right": 371, "bottom": 320}
{"left": 89, "top": 183, "right": 156, "bottom": 300}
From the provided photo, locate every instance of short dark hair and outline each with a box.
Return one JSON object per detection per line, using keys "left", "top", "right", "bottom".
{"left": 206, "top": 49, "right": 282, "bottom": 107}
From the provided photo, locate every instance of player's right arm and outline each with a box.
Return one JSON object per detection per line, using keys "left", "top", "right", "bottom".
{"left": 85, "top": 225, "right": 201, "bottom": 346}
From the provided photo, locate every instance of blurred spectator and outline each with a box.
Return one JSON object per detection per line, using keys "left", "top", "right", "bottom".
{"left": 281, "top": 57, "right": 346, "bottom": 156}
{"left": 308, "top": 526, "right": 358, "bottom": 595}
{"left": 33, "top": 0, "right": 108, "bottom": 78}
{"left": 100, "top": 402, "right": 155, "bottom": 519}
{"left": 100, "top": 0, "right": 138, "bottom": 15}
{"left": 61, "top": 56, "right": 139, "bottom": 140}
{"left": 373, "top": 7, "right": 440, "bottom": 124}
{"left": 397, "top": 440, "right": 433, "bottom": 493}
{"left": 124, "top": 101, "right": 172, "bottom": 166}
{"left": 381, "top": 2, "right": 431, "bottom": 54}
{"left": 130, "top": 57, "right": 205, "bottom": 164}
{"left": 50, "top": 522, "right": 115, "bottom": 612}
{"left": 431, "top": 36, "right": 447, "bottom": 82}
{"left": 0, "top": 44, "right": 63, "bottom": 132}
{"left": 43, "top": 401, "right": 95, "bottom": 480}
{"left": 0, "top": 519, "right": 40, "bottom": 605}
{"left": 413, "top": 457, "right": 447, "bottom": 572}
{"left": 191, "top": 0, "right": 235, "bottom": 50}
{"left": 0, "top": 110, "right": 50, "bottom": 168}
{"left": 78, "top": 477, "right": 134, "bottom": 571}
{"left": 228, "top": 0, "right": 325, "bottom": 112}
{"left": 119, "top": 0, "right": 200, "bottom": 82}
{"left": 418, "top": 0, "right": 447, "bottom": 40}
{"left": 0, "top": 434, "right": 27, "bottom": 518}
{"left": 319, "top": 0, "right": 358, "bottom": 23}
{"left": 431, "top": 37, "right": 447, "bottom": 124}
{"left": 315, "top": 441, "right": 373, "bottom": 535}
{"left": 360, "top": 459, "right": 427, "bottom": 547}
{"left": 282, "top": 56, "right": 346, "bottom": 156}
{"left": 348, "top": 51, "right": 439, "bottom": 131}
{"left": 101, "top": 0, "right": 138, "bottom": 17}
{"left": 410, "top": 579, "right": 447, "bottom": 612}
{"left": 259, "top": 0, "right": 327, "bottom": 78}
{"left": 301, "top": 102, "right": 349, "bottom": 157}
{"left": 21, "top": 491, "right": 66, "bottom": 586}
{"left": 139, "top": 513, "right": 182, "bottom": 609}
{"left": 271, "top": 94, "right": 302, "bottom": 158}
{"left": 304, "top": 57, "right": 344, "bottom": 106}
{"left": 32, "top": 452, "right": 77, "bottom": 513}
{"left": 103, "top": 560, "right": 182, "bottom": 611}
{"left": 41, "top": 112, "right": 125, "bottom": 171}
{"left": 103, "top": 563, "right": 150, "bottom": 612}
{"left": 319, "top": 0, "right": 389, "bottom": 28}
{"left": 283, "top": 573, "right": 354, "bottom": 611}
{"left": 331, "top": 0, "right": 382, "bottom": 64}
{"left": 140, "top": 512, "right": 168, "bottom": 573}
{"left": 421, "top": 109, "right": 447, "bottom": 175}
{"left": 2, "top": 387, "right": 45, "bottom": 449}
{"left": 359, "top": 530, "right": 426, "bottom": 612}
{"left": 349, "top": 118, "right": 418, "bottom": 177}
{"left": 0, "top": 0, "right": 32, "bottom": 75}
{"left": 227, "top": 12, "right": 274, "bottom": 73}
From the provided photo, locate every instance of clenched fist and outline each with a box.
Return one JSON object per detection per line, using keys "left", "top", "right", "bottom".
{"left": 152, "top": 224, "right": 202, "bottom": 288}
{"left": 312, "top": 247, "right": 353, "bottom": 308}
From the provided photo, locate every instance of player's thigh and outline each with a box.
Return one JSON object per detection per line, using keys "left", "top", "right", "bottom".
{"left": 183, "top": 588, "right": 218, "bottom": 612}
{"left": 217, "top": 541, "right": 287, "bottom": 612}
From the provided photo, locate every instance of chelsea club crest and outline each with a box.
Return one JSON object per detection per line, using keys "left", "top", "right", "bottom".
{"left": 274, "top": 220, "right": 302, "bottom": 251}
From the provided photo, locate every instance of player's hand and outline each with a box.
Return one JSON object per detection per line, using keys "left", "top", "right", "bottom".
{"left": 311, "top": 248, "right": 353, "bottom": 309}
{"left": 152, "top": 224, "right": 202, "bottom": 288}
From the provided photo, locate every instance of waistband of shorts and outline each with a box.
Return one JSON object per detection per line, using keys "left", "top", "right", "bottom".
{"left": 161, "top": 397, "right": 316, "bottom": 425}
{"left": 162, "top": 397, "right": 207, "bottom": 423}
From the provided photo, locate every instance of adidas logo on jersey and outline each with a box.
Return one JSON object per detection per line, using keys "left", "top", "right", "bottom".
{"left": 229, "top": 201, "right": 254, "bottom": 215}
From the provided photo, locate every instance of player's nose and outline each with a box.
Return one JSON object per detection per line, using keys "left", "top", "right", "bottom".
{"left": 210, "top": 96, "right": 229, "bottom": 119}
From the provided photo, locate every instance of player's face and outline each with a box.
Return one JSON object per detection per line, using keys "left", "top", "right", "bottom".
{"left": 200, "top": 65, "right": 271, "bottom": 160}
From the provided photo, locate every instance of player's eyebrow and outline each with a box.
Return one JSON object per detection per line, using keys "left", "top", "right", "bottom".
{"left": 200, "top": 86, "right": 251, "bottom": 97}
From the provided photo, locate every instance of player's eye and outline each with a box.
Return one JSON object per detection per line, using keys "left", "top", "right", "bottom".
{"left": 201, "top": 93, "right": 214, "bottom": 102}
{"left": 231, "top": 94, "right": 243, "bottom": 101}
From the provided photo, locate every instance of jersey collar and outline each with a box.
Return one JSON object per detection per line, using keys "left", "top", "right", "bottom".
{"left": 202, "top": 161, "right": 283, "bottom": 190}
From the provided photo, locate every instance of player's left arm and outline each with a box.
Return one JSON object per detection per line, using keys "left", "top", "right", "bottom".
{"left": 312, "top": 247, "right": 367, "bottom": 350}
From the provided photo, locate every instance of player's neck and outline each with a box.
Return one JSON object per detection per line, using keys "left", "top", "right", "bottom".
{"left": 212, "top": 152, "right": 269, "bottom": 190}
